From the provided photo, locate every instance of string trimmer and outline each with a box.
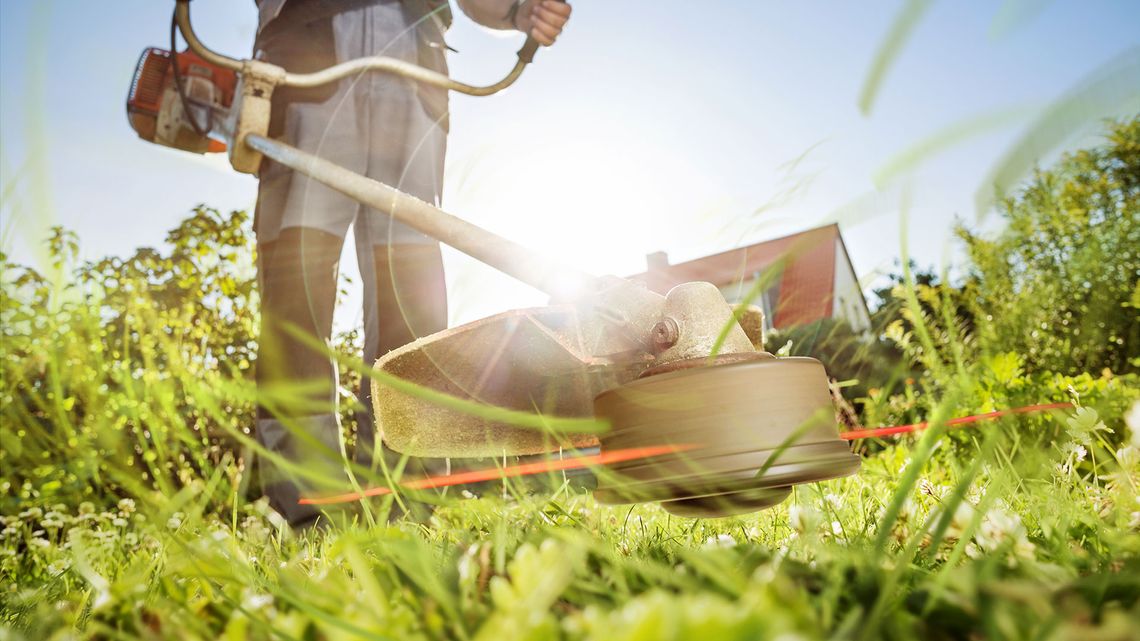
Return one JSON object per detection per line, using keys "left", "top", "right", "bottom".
{"left": 127, "top": 0, "right": 861, "bottom": 517}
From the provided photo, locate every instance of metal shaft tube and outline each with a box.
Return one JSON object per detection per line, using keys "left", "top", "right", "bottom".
{"left": 246, "top": 134, "right": 597, "bottom": 298}
{"left": 282, "top": 56, "right": 529, "bottom": 96}
{"left": 173, "top": 2, "right": 242, "bottom": 72}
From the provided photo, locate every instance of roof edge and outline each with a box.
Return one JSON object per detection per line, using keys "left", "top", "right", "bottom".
{"left": 636, "top": 222, "right": 841, "bottom": 273}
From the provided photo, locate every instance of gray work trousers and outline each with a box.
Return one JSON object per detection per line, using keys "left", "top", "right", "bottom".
{"left": 253, "top": 2, "right": 449, "bottom": 526}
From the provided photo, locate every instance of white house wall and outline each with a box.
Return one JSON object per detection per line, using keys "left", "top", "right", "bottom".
{"left": 832, "top": 240, "right": 871, "bottom": 332}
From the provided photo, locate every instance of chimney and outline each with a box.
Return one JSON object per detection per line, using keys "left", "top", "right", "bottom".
{"left": 646, "top": 251, "right": 669, "bottom": 271}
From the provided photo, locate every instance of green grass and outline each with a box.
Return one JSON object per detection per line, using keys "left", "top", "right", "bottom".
{"left": 2, "top": 411, "right": 1138, "bottom": 640}
{"left": 2, "top": 236, "right": 1138, "bottom": 640}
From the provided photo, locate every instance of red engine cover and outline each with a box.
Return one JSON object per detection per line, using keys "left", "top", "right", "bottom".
{"left": 126, "top": 47, "right": 236, "bottom": 151}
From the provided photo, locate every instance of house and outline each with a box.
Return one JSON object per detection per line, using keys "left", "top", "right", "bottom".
{"left": 629, "top": 224, "right": 871, "bottom": 332}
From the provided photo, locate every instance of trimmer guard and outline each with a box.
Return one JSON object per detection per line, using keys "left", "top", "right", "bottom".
{"left": 373, "top": 306, "right": 643, "bottom": 457}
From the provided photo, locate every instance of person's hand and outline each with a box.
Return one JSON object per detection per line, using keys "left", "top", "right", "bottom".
{"left": 516, "top": 0, "right": 572, "bottom": 46}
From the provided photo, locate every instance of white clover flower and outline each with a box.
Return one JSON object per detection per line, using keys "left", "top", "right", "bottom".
{"left": 241, "top": 589, "right": 274, "bottom": 611}
{"left": 918, "top": 479, "right": 946, "bottom": 500}
{"left": 47, "top": 560, "right": 70, "bottom": 575}
{"left": 167, "top": 514, "right": 183, "bottom": 530}
{"left": 41, "top": 512, "right": 65, "bottom": 529}
{"left": 702, "top": 533, "right": 737, "bottom": 549}
{"left": 1115, "top": 445, "right": 1139, "bottom": 469}
{"left": 457, "top": 547, "right": 477, "bottom": 584}
{"left": 1057, "top": 442, "right": 1089, "bottom": 475}
{"left": 117, "top": 498, "right": 136, "bottom": 515}
{"left": 1062, "top": 442, "right": 1088, "bottom": 461}
{"left": 29, "top": 537, "right": 51, "bottom": 550}
{"left": 78, "top": 502, "right": 95, "bottom": 516}
{"left": 1102, "top": 446, "right": 1139, "bottom": 493}
{"left": 1125, "top": 400, "right": 1140, "bottom": 449}
{"left": 111, "top": 517, "right": 127, "bottom": 528}
{"left": 241, "top": 516, "right": 270, "bottom": 546}
{"left": 973, "top": 509, "right": 1035, "bottom": 564}
{"left": 789, "top": 505, "right": 822, "bottom": 536}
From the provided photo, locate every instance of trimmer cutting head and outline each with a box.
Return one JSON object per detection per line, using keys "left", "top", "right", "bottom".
{"left": 373, "top": 280, "right": 861, "bottom": 517}
{"left": 591, "top": 355, "right": 860, "bottom": 516}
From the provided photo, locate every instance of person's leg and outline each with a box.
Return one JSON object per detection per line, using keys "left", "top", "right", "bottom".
{"left": 352, "top": 2, "right": 450, "bottom": 467}
{"left": 254, "top": 8, "right": 369, "bottom": 528}
{"left": 354, "top": 234, "right": 448, "bottom": 466}
{"left": 256, "top": 226, "right": 347, "bottom": 527}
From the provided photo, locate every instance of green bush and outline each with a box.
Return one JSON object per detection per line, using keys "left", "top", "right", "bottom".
{"left": 958, "top": 117, "right": 1140, "bottom": 376}
{"left": 1, "top": 208, "right": 259, "bottom": 512}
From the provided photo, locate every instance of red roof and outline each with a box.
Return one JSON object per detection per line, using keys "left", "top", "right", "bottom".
{"left": 629, "top": 224, "right": 840, "bottom": 328}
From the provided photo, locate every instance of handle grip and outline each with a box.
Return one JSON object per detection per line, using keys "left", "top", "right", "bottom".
{"left": 517, "top": 37, "right": 541, "bottom": 64}
{"left": 514, "top": 0, "right": 566, "bottom": 64}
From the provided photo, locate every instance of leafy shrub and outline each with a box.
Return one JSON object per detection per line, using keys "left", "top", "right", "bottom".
{"left": 957, "top": 117, "right": 1140, "bottom": 376}
{"left": 767, "top": 316, "right": 912, "bottom": 404}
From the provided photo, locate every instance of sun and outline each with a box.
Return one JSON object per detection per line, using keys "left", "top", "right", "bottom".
{"left": 440, "top": 118, "right": 733, "bottom": 325}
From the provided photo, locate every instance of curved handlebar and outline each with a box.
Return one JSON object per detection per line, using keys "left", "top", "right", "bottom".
{"left": 174, "top": 0, "right": 535, "bottom": 96}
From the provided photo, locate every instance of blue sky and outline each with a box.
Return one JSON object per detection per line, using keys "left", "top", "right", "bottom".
{"left": 2, "top": 1, "right": 1138, "bottom": 326}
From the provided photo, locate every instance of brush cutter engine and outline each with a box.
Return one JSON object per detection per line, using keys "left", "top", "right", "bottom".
{"left": 127, "top": 47, "right": 235, "bottom": 154}
{"left": 131, "top": 0, "right": 861, "bottom": 517}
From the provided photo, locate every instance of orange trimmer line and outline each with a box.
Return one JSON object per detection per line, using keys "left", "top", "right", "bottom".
{"left": 837, "top": 402, "right": 1072, "bottom": 440}
{"left": 299, "top": 444, "right": 697, "bottom": 505}
{"left": 299, "top": 403, "right": 1072, "bottom": 506}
